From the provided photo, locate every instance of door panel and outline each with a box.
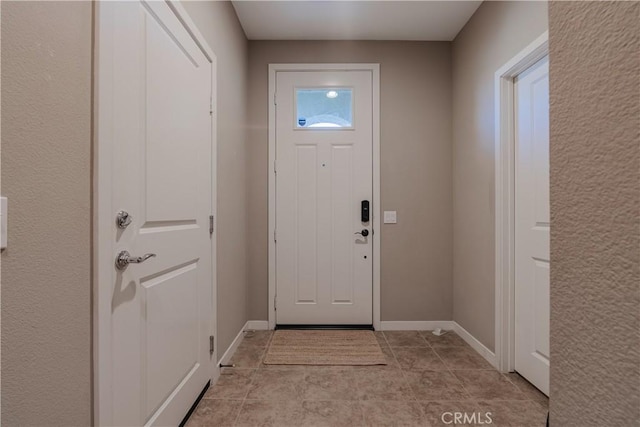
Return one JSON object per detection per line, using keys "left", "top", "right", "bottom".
{"left": 330, "top": 145, "right": 355, "bottom": 303}
{"left": 144, "top": 265, "right": 199, "bottom": 416}
{"left": 275, "top": 70, "right": 373, "bottom": 325}
{"left": 103, "top": 1, "right": 214, "bottom": 425}
{"left": 295, "top": 145, "right": 319, "bottom": 303}
{"left": 146, "top": 5, "right": 203, "bottom": 221}
{"left": 514, "top": 56, "right": 550, "bottom": 396}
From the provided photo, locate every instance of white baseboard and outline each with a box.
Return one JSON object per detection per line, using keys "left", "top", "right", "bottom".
{"left": 218, "top": 322, "right": 248, "bottom": 366}
{"left": 379, "top": 321, "right": 454, "bottom": 331}
{"left": 245, "top": 320, "right": 269, "bottom": 330}
{"left": 218, "top": 320, "right": 271, "bottom": 366}
{"left": 452, "top": 321, "right": 498, "bottom": 369}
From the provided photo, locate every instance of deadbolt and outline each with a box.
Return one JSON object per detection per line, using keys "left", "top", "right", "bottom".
{"left": 116, "top": 211, "right": 133, "bottom": 229}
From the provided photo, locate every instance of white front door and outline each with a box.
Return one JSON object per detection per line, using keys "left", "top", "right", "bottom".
{"left": 98, "top": 2, "right": 215, "bottom": 425}
{"left": 275, "top": 70, "right": 373, "bottom": 325}
{"left": 514, "top": 56, "right": 550, "bottom": 395}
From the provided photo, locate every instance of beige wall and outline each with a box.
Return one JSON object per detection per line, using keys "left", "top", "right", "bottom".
{"left": 247, "top": 41, "right": 453, "bottom": 321}
{"left": 549, "top": 2, "right": 640, "bottom": 424}
{"left": 451, "top": 1, "right": 548, "bottom": 351}
{"left": 182, "top": 1, "right": 250, "bottom": 359}
{"left": 1, "top": 2, "right": 93, "bottom": 425}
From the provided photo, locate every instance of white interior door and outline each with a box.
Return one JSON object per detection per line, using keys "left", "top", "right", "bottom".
{"left": 275, "top": 70, "right": 373, "bottom": 325}
{"left": 98, "top": 2, "right": 215, "bottom": 425}
{"left": 514, "top": 56, "right": 550, "bottom": 395}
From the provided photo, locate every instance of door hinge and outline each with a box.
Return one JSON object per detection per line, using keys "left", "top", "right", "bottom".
{"left": 274, "top": 297, "right": 277, "bottom": 311}
{"left": 209, "top": 335, "right": 215, "bottom": 355}
{"left": 209, "top": 215, "right": 214, "bottom": 235}
{"left": 210, "top": 96, "right": 213, "bottom": 116}
{"left": 274, "top": 160, "right": 277, "bottom": 174}
{"left": 274, "top": 229, "right": 277, "bottom": 243}
{"left": 273, "top": 92, "right": 277, "bottom": 106}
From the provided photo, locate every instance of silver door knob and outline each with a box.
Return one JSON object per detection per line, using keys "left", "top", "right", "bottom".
{"left": 115, "top": 250, "right": 156, "bottom": 271}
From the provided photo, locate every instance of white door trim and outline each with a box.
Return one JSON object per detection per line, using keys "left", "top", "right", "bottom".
{"left": 93, "top": 2, "right": 218, "bottom": 425}
{"left": 494, "top": 31, "right": 548, "bottom": 373}
{"left": 268, "top": 63, "right": 381, "bottom": 330}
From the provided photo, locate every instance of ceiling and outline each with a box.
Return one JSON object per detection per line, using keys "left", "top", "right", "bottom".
{"left": 231, "top": 1, "right": 482, "bottom": 41}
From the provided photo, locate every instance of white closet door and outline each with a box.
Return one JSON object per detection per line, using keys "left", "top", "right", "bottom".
{"left": 515, "top": 56, "right": 550, "bottom": 396}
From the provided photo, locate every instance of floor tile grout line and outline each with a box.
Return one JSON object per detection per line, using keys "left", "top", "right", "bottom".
{"left": 230, "top": 332, "right": 272, "bottom": 427}
{"left": 438, "top": 350, "right": 531, "bottom": 407}
{"left": 389, "top": 345, "right": 420, "bottom": 403}
{"left": 389, "top": 333, "right": 441, "bottom": 410}
{"left": 398, "top": 364, "right": 430, "bottom": 422}
{"left": 363, "top": 334, "right": 419, "bottom": 407}
{"left": 391, "top": 331, "right": 464, "bottom": 423}
{"left": 230, "top": 359, "right": 262, "bottom": 426}
{"left": 417, "top": 330, "right": 436, "bottom": 350}
{"left": 430, "top": 334, "right": 481, "bottom": 407}
{"left": 358, "top": 398, "right": 367, "bottom": 426}
{"left": 388, "top": 331, "right": 456, "bottom": 405}
{"left": 231, "top": 398, "right": 245, "bottom": 427}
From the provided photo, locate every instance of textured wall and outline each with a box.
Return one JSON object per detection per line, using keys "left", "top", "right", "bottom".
{"left": 451, "top": 1, "right": 548, "bottom": 350}
{"left": 1, "top": 0, "right": 3, "bottom": 401}
{"left": 247, "top": 41, "right": 453, "bottom": 322}
{"left": 182, "top": 1, "right": 250, "bottom": 358}
{"left": 549, "top": 2, "right": 640, "bottom": 425}
{"left": 1, "top": 2, "right": 93, "bottom": 425}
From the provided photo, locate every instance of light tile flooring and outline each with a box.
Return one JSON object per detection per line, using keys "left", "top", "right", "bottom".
{"left": 186, "top": 330, "right": 548, "bottom": 427}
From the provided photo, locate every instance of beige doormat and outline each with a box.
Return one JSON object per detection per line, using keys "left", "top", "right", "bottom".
{"left": 263, "top": 330, "right": 387, "bottom": 366}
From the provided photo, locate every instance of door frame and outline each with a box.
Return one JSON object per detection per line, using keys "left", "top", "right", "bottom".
{"left": 93, "top": 1, "right": 218, "bottom": 425}
{"left": 494, "top": 31, "right": 548, "bottom": 373}
{"left": 268, "top": 63, "right": 381, "bottom": 330}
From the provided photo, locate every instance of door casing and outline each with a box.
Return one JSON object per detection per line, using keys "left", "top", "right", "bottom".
{"left": 494, "top": 31, "right": 548, "bottom": 374}
{"left": 93, "top": 1, "right": 218, "bottom": 425}
{"left": 268, "top": 63, "right": 381, "bottom": 330}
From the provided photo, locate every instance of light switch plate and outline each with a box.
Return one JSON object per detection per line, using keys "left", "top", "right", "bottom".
{"left": 1, "top": 197, "right": 7, "bottom": 249}
{"left": 383, "top": 210, "right": 397, "bottom": 224}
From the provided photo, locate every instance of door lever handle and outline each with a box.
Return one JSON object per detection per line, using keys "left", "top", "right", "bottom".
{"left": 355, "top": 229, "right": 369, "bottom": 237}
{"left": 115, "top": 250, "right": 156, "bottom": 271}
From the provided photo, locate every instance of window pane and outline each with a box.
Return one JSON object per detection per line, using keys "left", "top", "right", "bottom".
{"left": 296, "top": 89, "right": 353, "bottom": 128}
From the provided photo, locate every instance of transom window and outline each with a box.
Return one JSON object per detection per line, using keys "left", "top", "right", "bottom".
{"left": 295, "top": 88, "right": 353, "bottom": 129}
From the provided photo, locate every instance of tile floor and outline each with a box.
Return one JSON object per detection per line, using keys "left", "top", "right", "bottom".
{"left": 186, "top": 330, "right": 548, "bottom": 427}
